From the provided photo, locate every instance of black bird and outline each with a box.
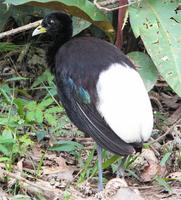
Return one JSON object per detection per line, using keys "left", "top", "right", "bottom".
{"left": 32, "top": 12, "right": 153, "bottom": 191}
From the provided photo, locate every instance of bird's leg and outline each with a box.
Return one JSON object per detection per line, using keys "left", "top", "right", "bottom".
{"left": 97, "top": 145, "right": 103, "bottom": 191}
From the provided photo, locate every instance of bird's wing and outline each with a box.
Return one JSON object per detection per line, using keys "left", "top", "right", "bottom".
{"left": 60, "top": 76, "right": 135, "bottom": 156}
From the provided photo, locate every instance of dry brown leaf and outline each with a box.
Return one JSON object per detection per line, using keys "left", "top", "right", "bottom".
{"left": 167, "top": 172, "right": 181, "bottom": 179}
{"left": 161, "top": 93, "right": 179, "bottom": 109}
{"left": 166, "top": 106, "right": 181, "bottom": 125}
{"left": 133, "top": 149, "right": 167, "bottom": 182}
{"left": 96, "top": 178, "right": 145, "bottom": 200}
{"left": 42, "top": 156, "right": 75, "bottom": 181}
{"left": 0, "top": 188, "right": 9, "bottom": 200}
{"left": 28, "top": 143, "right": 43, "bottom": 161}
{"left": 17, "top": 158, "right": 24, "bottom": 172}
{"left": 172, "top": 124, "right": 181, "bottom": 148}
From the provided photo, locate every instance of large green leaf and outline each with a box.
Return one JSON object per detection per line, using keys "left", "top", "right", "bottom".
{"left": 0, "top": 2, "right": 49, "bottom": 32}
{"left": 4, "top": 0, "right": 114, "bottom": 35}
{"left": 129, "top": 0, "right": 181, "bottom": 96}
{"left": 72, "top": 16, "right": 91, "bottom": 36}
{"left": 127, "top": 51, "right": 158, "bottom": 91}
{"left": 0, "top": 1, "right": 9, "bottom": 32}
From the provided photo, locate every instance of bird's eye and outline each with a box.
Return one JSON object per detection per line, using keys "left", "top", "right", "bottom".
{"left": 50, "top": 19, "right": 55, "bottom": 24}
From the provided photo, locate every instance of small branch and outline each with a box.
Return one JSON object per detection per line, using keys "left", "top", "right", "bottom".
{"left": 0, "top": 168, "right": 64, "bottom": 199}
{"left": 93, "top": 0, "right": 140, "bottom": 11}
{"left": 0, "top": 20, "right": 42, "bottom": 40}
{"left": 150, "top": 118, "right": 181, "bottom": 144}
{"left": 99, "top": 0, "right": 119, "bottom": 6}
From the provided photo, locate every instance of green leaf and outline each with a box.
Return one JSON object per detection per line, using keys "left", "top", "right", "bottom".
{"left": 38, "top": 98, "right": 54, "bottom": 109}
{"left": 78, "top": 147, "right": 95, "bottom": 183}
{"left": 0, "top": 84, "right": 12, "bottom": 103}
{"left": 129, "top": 0, "right": 181, "bottom": 96}
{"left": 0, "top": 157, "right": 10, "bottom": 162}
{"left": 0, "top": 2, "right": 9, "bottom": 32}
{"left": 35, "top": 109, "right": 43, "bottom": 124}
{"left": 160, "top": 152, "right": 172, "bottom": 166}
{"left": 127, "top": 51, "right": 158, "bottom": 91}
{"left": 0, "top": 144, "right": 10, "bottom": 156}
{"left": 26, "top": 111, "right": 36, "bottom": 122}
{"left": 4, "top": 0, "right": 114, "bottom": 36}
{"left": 0, "top": 135, "right": 15, "bottom": 144}
{"left": 72, "top": 16, "right": 91, "bottom": 36}
{"left": 0, "top": 2, "right": 51, "bottom": 27}
{"left": 102, "top": 155, "right": 119, "bottom": 169}
{"left": 32, "top": 69, "right": 54, "bottom": 88}
{"left": 0, "top": 117, "right": 20, "bottom": 127}
{"left": 36, "top": 130, "right": 46, "bottom": 141}
{"left": 0, "top": 42, "right": 22, "bottom": 52}
{"left": 49, "top": 140, "right": 83, "bottom": 152}
{"left": 50, "top": 144, "right": 75, "bottom": 152}
{"left": 46, "top": 106, "right": 64, "bottom": 114}
{"left": 25, "top": 101, "right": 37, "bottom": 110}
{"left": 155, "top": 176, "right": 172, "bottom": 192}
{"left": 5, "top": 76, "right": 28, "bottom": 82}
{"left": 2, "top": 128, "right": 13, "bottom": 139}
{"left": 14, "top": 98, "right": 27, "bottom": 116}
{"left": 44, "top": 113, "right": 57, "bottom": 125}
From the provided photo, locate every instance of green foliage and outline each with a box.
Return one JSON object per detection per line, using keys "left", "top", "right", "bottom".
{"left": 3, "top": 0, "right": 114, "bottom": 36}
{"left": 0, "top": 76, "right": 64, "bottom": 168}
{"left": 12, "top": 95, "right": 63, "bottom": 126}
{"left": 72, "top": 16, "right": 91, "bottom": 36}
{"left": 129, "top": 0, "right": 181, "bottom": 96}
{"left": 78, "top": 148, "right": 137, "bottom": 185}
{"left": 160, "top": 152, "right": 172, "bottom": 166}
{"left": 0, "top": 128, "right": 33, "bottom": 169}
{"left": 0, "top": 42, "right": 23, "bottom": 52}
{"left": 155, "top": 176, "right": 172, "bottom": 192}
{"left": 49, "top": 140, "right": 83, "bottom": 154}
{"left": 127, "top": 51, "right": 158, "bottom": 91}
{"left": 78, "top": 147, "right": 95, "bottom": 184}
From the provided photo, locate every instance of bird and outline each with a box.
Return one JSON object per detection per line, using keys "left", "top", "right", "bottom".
{"left": 32, "top": 12, "right": 153, "bottom": 191}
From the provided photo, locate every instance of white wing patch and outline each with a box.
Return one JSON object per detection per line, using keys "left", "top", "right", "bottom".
{"left": 96, "top": 63, "right": 153, "bottom": 143}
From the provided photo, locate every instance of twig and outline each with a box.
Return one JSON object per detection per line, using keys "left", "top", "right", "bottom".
{"left": 150, "top": 119, "right": 181, "bottom": 145}
{"left": 0, "top": 168, "right": 63, "bottom": 199}
{"left": 0, "top": 20, "right": 42, "bottom": 40}
{"left": 93, "top": 0, "right": 140, "bottom": 11}
{"left": 99, "top": 0, "right": 119, "bottom": 6}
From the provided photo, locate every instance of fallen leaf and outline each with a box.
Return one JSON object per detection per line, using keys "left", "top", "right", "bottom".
{"left": 42, "top": 156, "right": 75, "bottom": 181}
{"left": 133, "top": 149, "right": 167, "bottom": 182}
{"left": 172, "top": 124, "right": 181, "bottom": 148}
{"left": 167, "top": 172, "right": 181, "bottom": 179}
{"left": 166, "top": 107, "right": 181, "bottom": 125}
{"left": 96, "top": 178, "right": 145, "bottom": 200}
{"left": 17, "top": 158, "right": 24, "bottom": 172}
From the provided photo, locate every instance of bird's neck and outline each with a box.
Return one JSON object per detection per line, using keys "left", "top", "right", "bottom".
{"left": 46, "top": 34, "right": 71, "bottom": 73}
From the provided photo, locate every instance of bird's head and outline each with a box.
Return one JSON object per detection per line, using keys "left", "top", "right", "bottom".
{"left": 32, "top": 12, "right": 73, "bottom": 40}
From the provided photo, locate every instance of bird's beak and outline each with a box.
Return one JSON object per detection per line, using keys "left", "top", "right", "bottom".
{"left": 32, "top": 24, "right": 47, "bottom": 36}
